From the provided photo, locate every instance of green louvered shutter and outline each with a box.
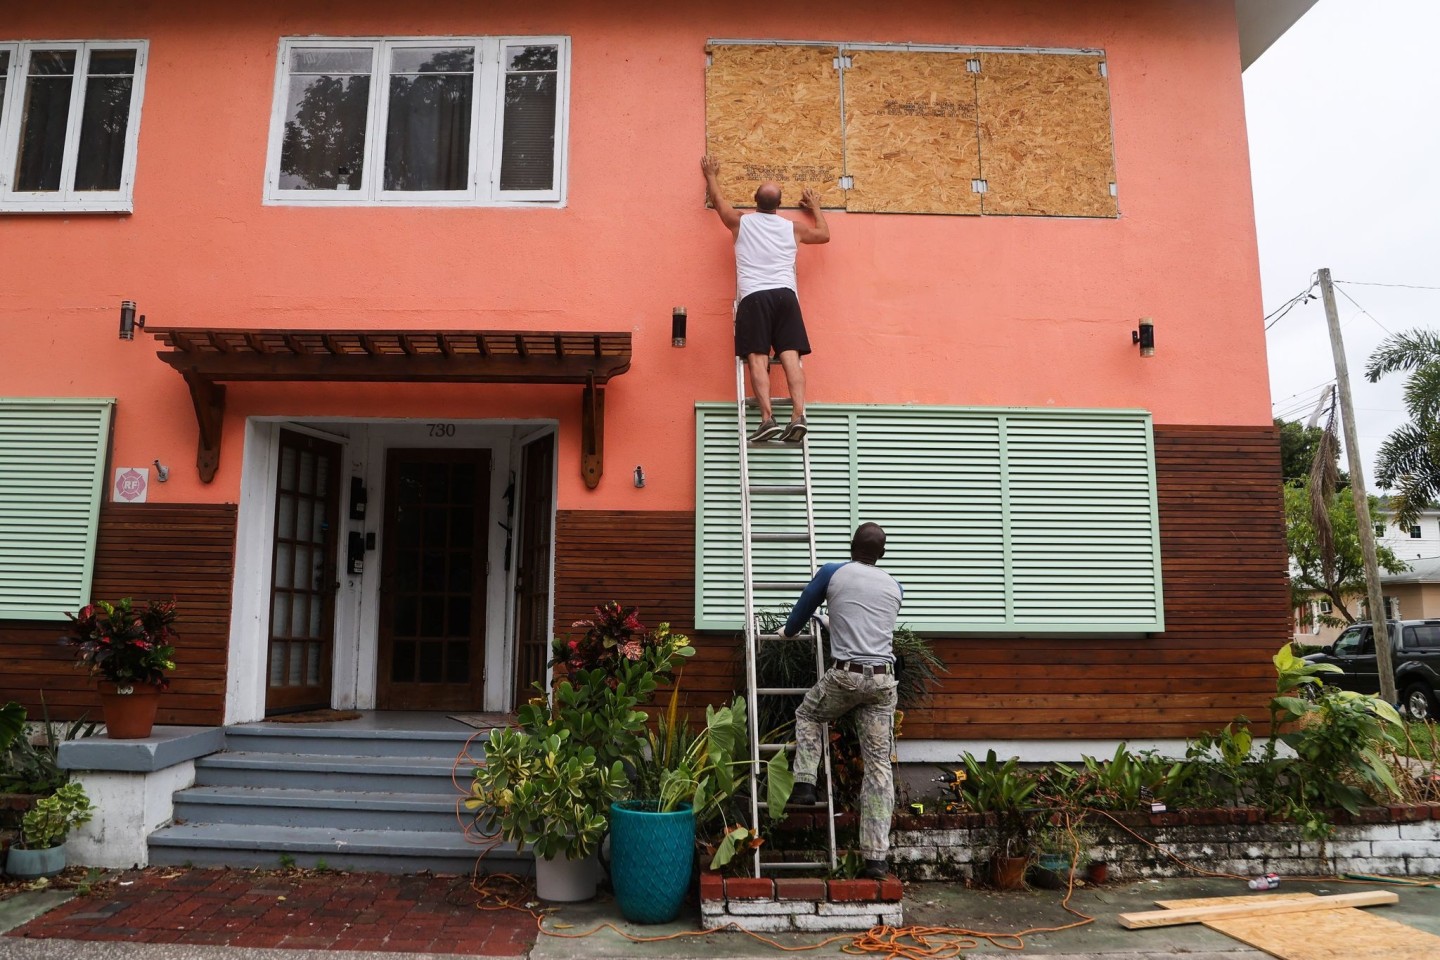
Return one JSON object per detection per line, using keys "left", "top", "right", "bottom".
{"left": 695, "top": 404, "right": 1163, "bottom": 633}
{"left": 0, "top": 399, "right": 115, "bottom": 620}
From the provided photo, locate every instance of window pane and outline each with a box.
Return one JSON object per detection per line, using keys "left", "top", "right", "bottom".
{"left": 499, "top": 46, "right": 558, "bottom": 191}
{"left": 15, "top": 51, "right": 77, "bottom": 193}
{"left": 383, "top": 65, "right": 472, "bottom": 190}
{"left": 279, "top": 47, "right": 371, "bottom": 191}
{"left": 74, "top": 53, "right": 134, "bottom": 192}
{"left": 0, "top": 52, "right": 9, "bottom": 132}
{"left": 392, "top": 47, "right": 474, "bottom": 74}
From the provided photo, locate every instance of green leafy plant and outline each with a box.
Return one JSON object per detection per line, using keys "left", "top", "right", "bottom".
{"left": 61, "top": 598, "right": 179, "bottom": 690}
{"left": 957, "top": 750, "right": 1040, "bottom": 859}
{"left": 630, "top": 686, "right": 748, "bottom": 819}
{"left": 19, "top": 781, "right": 92, "bottom": 850}
{"left": 467, "top": 728, "right": 628, "bottom": 861}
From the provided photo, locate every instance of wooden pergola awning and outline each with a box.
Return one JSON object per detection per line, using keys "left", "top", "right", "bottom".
{"left": 149, "top": 327, "right": 632, "bottom": 487}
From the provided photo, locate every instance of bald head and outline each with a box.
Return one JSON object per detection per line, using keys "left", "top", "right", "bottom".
{"left": 851, "top": 523, "right": 886, "bottom": 564}
{"left": 754, "top": 181, "right": 782, "bottom": 212}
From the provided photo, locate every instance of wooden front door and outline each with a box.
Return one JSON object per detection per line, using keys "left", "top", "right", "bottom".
{"left": 512, "top": 434, "right": 555, "bottom": 705}
{"left": 265, "top": 430, "right": 342, "bottom": 714}
{"left": 377, "top": 449, "right": 490, "bottom": 710}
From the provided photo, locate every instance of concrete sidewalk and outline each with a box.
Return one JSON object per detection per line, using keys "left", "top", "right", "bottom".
{"left": 1, "top": 874, "right": 1436, "bottom": 959}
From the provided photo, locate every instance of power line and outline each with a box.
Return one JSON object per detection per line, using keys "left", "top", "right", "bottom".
{"left": 1263, "top": 276, "right": 1318, "bottom": 331}
{"left": 1270, "top": 378, "right": 1337, "bottom": 414}
{"left": 1334, "top": 285, "right": 1392, "bottom": 336}
{"left": 1336, "top": 279, "right": 1440, "bottom": 292}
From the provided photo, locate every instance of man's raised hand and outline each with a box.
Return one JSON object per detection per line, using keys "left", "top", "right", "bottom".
{"left": 801, "top": 187, "right": 822, "bottom": 211}
{"left": 702, "top": 155, "right": 721, "bottom": 178}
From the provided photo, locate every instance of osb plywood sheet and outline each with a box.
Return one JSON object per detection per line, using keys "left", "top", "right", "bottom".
{"left": 976, "top": 52, "right": 1118, "bottom": 218}
{"left": 843, "top": 51, "right": 980, "bottom": 214}
{"left": 706, "top": 45, "right": 844, "bottom": 209}
{"left": 1157, "top": 893, "right": 1440, "bottom": 960}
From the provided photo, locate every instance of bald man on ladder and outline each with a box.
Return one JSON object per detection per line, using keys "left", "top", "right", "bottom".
{"left": 702, "top": 156, "right": 830, "bottom": 443}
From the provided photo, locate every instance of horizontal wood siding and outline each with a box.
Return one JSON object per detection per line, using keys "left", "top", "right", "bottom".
{"left": 553, "top": 424, "right": 1289, "bottom": 740}
{"left": 0, "top": 503, "right": 237, "bottom": 726}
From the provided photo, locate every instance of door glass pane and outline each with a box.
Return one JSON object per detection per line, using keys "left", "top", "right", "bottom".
{"left": 307, "top": 642, "right": 322, "bottom": 684}
{"left": 16, "top": 50, "right": 76, "bottom": 192}
{"left": 269, "top": 641, "right": 286, "bottom": 685}
{"left": 296, "top": 499, "right": 314, "bottom": 544}
{"left": 418, "top": 641, "right": 443, "bottom": 682}
{"left": 298, "top": 451, "right": 315, "bottom": 494}
{"left": 383, "top": 47, "right": 473, "bottom": 191}
{"left": 271, "top": 593, "right": 291, "bottom": 639}
{"left": 310, "top": 594, "right": 323, "bottom": 636}
{"left": 291, "top": 592, "right": 310, "bottom": 637}
{"left": 293, "top": 544, "right": 311, "bottom": 593}
{"left": 446, "top": 641, "right": 469, "bottom": 683}
{"left": 393, "top": 595, "right": 417, "bottom": 636}
{"left": 279, "top": 47, "right": 372, "bottom": 191}
{"left": 448, "top": 596, "right": 471, "bottom": 637}
{"left": 73, "top": 49, "right": 135, "bottom": 191}
{"left": 274, "top": 542, "right": 294, "bottom": 589}
{"left": 287, "top": 641, "right": 303, "bottom": 685}
{"left": 421, "top": 550, "right": 444, "bottom": 591}
{"left": 279, "top": 445, "right": 298, "bottom": 491}
{"left": 276, "top": 494, "right": 296, "bottom": 539}
{"left": 499, "top": 45, "right": 558, "bottom": 191}
{"left": 392, "top": 640, "right": 415, "bottom": 682}
{"left": 421, "top": 596, "right": 444, "bottom": 636}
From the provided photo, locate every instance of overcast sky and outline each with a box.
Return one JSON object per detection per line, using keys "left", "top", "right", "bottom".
{"left": 1244, "top": 0, "right": 1440, "bottom": 490}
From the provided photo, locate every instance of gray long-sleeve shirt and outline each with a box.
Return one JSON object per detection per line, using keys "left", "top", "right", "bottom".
{"left": 782, "top": 560, "right": 903, "bottom": 663}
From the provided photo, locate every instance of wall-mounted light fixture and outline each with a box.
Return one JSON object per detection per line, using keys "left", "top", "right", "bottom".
{"left": 119, "top": 300, "right": 145, "bottom": 340}
{"left": 153, "top": 459, "right": 170, "bottom": 482}
{"left": 634, "top": 465, "right": 646, "bottom": 488}
{"left": 671, "top": 307, "right": 687, "bottom": 348}
{"left": 1132, "top": 316, "right": 1154, "bottom": 358}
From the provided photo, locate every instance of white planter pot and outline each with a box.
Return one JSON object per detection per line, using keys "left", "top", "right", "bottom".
{"left": 534, "top": 850, "right": 599, "bottom": 902}
{"left": 6, "top": 843, "right": 66, "bottom": 879}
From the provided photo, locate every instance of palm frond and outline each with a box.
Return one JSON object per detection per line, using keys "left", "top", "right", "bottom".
{"left": 1365, "top": 328, "right": 1440, "bottom": 383}
{"left": 1402, "top": 362, "right": 1440, "bottom": 424}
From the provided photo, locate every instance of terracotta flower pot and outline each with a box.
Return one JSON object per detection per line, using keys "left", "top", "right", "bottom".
{"left": 989, "top": 853, "right": 1029, "bottom": 890}
{"left": 98, "top": 682, "right": 161, "bottom": 739}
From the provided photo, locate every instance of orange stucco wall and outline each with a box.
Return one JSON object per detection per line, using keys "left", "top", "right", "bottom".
{"left": 2, "top": 0, "right": 1269, "bottom": 510}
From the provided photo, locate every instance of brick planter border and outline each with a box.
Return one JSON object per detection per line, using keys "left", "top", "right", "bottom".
{"left": 887, "top": 804, "right": 1440, "bottom": 881}
{"left": 699, "top": 871, "right": 903, "bottom": 932}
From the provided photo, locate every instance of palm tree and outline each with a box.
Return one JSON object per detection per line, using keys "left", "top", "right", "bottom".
{"left": 1365, "top": 328, "right": 1440, "bottom": 526}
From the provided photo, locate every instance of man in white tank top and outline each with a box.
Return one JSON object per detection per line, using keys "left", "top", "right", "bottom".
{"left": 702, "top": 156, "right": 830, "bottom": 442}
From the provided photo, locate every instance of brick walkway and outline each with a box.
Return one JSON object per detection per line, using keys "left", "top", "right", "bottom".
{"left": 6, "top": 868, "right": 538, "bottom": 954}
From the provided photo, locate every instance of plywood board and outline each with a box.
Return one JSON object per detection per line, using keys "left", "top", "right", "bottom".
{"left": 842, "top": 50, "right": 980, "bottom": 214}
{"left": 976, "top": 52, "right": 1118, "bottom": 217}
{"left": 1157, "top": 892, "right": 1440, "bottom": 960}
{"left": 706, "top": 45, "right": 844, "bottom": 209}
{"left": 1119, "top": 891, "right": 1398, "bottom": 929}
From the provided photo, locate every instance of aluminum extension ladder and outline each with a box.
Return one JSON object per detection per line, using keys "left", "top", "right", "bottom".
{"left": 735, "top": 355, "right": 838, "bottom": 877}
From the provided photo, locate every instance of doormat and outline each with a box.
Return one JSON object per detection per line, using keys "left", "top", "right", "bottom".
{"left": 448, "top": 713, "right": 514, "bottom": 730}
{"left": 267, "top": 709, "right": 363, "bottom": 723}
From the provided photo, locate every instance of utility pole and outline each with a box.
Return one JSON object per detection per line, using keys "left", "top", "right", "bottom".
{"left": 1318, "top": 267, "right": 1398, "bottom": 705}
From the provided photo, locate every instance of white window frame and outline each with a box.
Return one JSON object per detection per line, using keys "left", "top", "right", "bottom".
{"left": 0, "top": 40, "right": 148, "bottom": 213}
{"left": 263, "top": 36, "right": 569, "bottom": 207}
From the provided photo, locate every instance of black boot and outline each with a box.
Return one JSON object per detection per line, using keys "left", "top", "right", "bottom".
{"left": 860, "top": 859, "right": 889, "bottom": 880}
{"left": 789, "top": 781, "right": 817, "bottom": 806}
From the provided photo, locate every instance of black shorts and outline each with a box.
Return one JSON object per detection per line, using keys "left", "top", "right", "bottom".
{"left": 734, "top": 287, "right": 811, "bottom": 358}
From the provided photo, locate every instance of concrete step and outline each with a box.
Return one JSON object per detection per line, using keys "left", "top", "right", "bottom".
{"left": 194, "top": 752, "right": 469, "bottom": 794}
{"left": 224, "top": 723, "right": 486, "bottom": 759}
{"left": 148, "top": 822, "right": 527, "bottom": 876}
{"left": 172, "top": 785, "right": 472, "bottom": 832}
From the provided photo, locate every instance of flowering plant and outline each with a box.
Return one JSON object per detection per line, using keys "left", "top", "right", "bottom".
{"left": 60, "top": 598, "right": 178, "bottom": 690}
{"left": 555, "top": 601, "right": 693, "bottom": 677}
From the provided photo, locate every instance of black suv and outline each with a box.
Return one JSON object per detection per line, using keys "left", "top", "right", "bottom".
{"left": 1305, "top": 620, "right": 1440, "bottom": 721}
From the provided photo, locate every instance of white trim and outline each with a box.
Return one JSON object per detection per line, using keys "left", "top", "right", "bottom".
{"left": 707, "top": 38, "right": 1104, "bottom": 56}
{"left": 263, "top": 36, "right": 569, "bottom": 207}
{"left": 0, "top": 40, "right": 147, "bottom": 213}
{"left": 897, "top": 739, "right": 1193, "bottom": 764}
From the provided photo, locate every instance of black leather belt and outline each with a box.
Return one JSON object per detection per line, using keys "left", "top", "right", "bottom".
{"left": 832, "top": 660, "right": 893, "bottom": 675}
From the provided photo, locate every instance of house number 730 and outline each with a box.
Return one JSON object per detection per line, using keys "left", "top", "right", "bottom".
{"left": 427, "top": 423, "right": 456, "bottom": 437}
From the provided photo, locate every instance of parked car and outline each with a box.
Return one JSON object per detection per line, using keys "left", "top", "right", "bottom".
{"left": 1304, "top": 620, "right": 1440, "bottom": 721}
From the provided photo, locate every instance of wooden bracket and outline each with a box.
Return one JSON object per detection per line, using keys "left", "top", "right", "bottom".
{"left": 182, "top": 372, "right": 226, "bottom": 483}
{"left": 581, "top": 374, "right": 604, "bottom": 489}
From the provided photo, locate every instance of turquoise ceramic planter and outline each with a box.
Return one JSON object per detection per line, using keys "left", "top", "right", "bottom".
{"left": 6, "top": 844, "right": 65, "bottom": 879}
{"left": 608, "top": 800, "right": 695, "bottom": 924}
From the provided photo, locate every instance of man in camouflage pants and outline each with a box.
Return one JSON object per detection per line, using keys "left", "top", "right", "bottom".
{"left": 782, "top": 522, "right": 903, "bottom": 880}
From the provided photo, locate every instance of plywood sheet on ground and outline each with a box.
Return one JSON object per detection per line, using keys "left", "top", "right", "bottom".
{"left": 977, "top": 52, "right": 1118, "bottom": 217}
{"left": 1157, "top": 893, "right": 1440, "bottom": 960}
{"left": 842, "top": 50, "right": 980, "bottom": 214}
{"left": 706, "top": 45, "right": 844, "bottom": 208}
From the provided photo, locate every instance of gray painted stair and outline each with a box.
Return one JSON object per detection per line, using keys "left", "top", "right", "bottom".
{"left": 148, "top": 721, "right": 527, "bottom": 875}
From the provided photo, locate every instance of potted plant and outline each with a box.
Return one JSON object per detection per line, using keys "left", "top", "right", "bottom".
{"left": 959, "top": 750, "right": 1040, "bottom": 889}
{"left": 1031, "top": 821, "right": 1094, "bottom": 889}
{"left": 610, "top": 689, "right": 750, "bottom": 923}
{"left": 5, "top": 782, "right": 92, "bottom": 879}
{"left": 61, "top": 598, "right": 178, "bottom": 739}
{"left": 467, "top": 726, "right": 627, "bottom": 901}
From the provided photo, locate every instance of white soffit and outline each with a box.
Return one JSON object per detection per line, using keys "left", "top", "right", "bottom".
{"left": 1236, "top": 0, "right": 1320, "bottom": 69}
